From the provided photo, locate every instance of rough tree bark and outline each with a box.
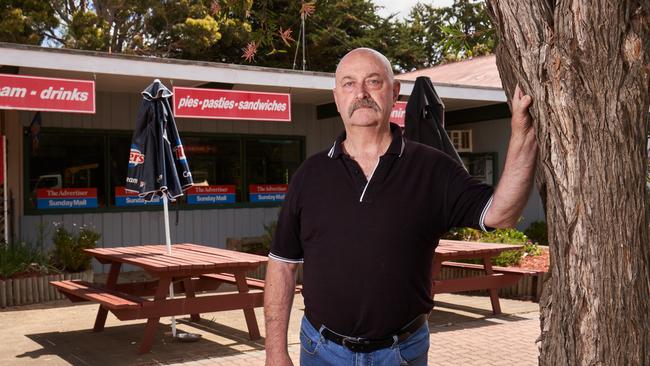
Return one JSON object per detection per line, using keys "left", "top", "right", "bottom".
{"left": 486, "top": 1, "right": 650, "bottom": 365}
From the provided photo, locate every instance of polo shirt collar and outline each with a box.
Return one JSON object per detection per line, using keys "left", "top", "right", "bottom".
{"left": 327, "top": 123, "right": 405, "bottom": 159}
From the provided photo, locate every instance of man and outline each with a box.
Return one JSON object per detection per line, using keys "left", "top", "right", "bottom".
{"left": 264, "top": 48, "right": 537, "bottom": 366}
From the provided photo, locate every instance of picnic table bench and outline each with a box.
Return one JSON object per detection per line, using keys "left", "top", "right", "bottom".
{"left": 50, "top": 243, "right": 279, "bottom": 354}
{"left": 433, "top": 240, "right": 525, "bottom": 314}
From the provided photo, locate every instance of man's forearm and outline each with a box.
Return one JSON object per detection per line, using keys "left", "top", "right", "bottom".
{"left": 484, "top": 130, "right": 538, "bottom": 228}
{"left": 264, "top": 258, "right": 298, "bottom": 364}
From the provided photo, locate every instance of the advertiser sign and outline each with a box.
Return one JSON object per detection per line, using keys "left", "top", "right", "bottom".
{"left": 187, "top": 185, "right": 236, "bottom": 204}
{"left": 115, "top": 187, "right": 162, "bottom": 206}
{"left": 37, "top": 188, "right": 98, "bottom": 209}
{"left": 389, "top": 101, "right": 407, "bottom": 127}
{"left": 173, "top": 87, "right": 291, "bottom": 122}
{"left": 0, "top": 74, "right": 95, "bottom": 113}
{"left": 249, "top": 184, "right": 287, "bottom": 202}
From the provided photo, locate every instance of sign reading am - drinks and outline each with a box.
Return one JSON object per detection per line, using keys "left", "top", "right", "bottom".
{"left": 0, "top": 74, "right": 95, "bottom": 113}
{"left": 173, "top": 87, "right": 291, "bottom": 122}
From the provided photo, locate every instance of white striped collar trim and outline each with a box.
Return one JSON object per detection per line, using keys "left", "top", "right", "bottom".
{"left": 327, "top": 140, "right": 337, "bottom": 158}
{"left": 269, "top": 252, "right": 304, "bottom": 264}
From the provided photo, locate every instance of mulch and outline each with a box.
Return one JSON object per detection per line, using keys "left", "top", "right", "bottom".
{"left": 515, "top": 248, "right": 549, "bottom": 272}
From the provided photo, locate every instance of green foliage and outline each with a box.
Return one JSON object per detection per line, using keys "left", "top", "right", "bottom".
{"left": 443, "top": 226, "right": 541, "bottom": 266}
{"left": 65, "top": 10, "right": 108, "bottom": 50}
{"left": 523, "top": 241, "right": 542, "bottom": 257}
{"left": 51, "top": 223, "right": 100, "bottom": 272}
{"left": 524, "top": 221, "right": 548, "bottom": 246}
{"left": 391, "top": 0, "right": 494, "bottom": 69}
{"left": 444, "top": 227, "right": 527, "bottom": 244}
{"left": 0, "top": 241, "right": 51, "bottom": 279}
{"left": 438, "top": 0, "right": 494, "bottom": 62}
{"left": 0, "top": 0, "right": 58, "bottom": 44}
{"left": 1, "top": 0, "right": 496, "bottom": 72}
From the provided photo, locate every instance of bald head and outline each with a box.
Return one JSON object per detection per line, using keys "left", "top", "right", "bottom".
{"left": 332, "top": 47, "right": 400, "bottom": 128}
{"left": 336, "top": 48, "right": 394, "bottom": 82}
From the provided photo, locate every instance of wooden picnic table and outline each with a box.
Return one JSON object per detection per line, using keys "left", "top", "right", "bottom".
{"left": 50, "top": 243, "right": 269, "bottom": 354}
{"left": 433, "top": 239, "right": 524, "bottom": 314}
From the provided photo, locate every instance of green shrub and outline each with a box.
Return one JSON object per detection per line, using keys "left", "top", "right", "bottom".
{"left": 524, "top": 221, "right": 548, "bottom": 246}
{"left": 522, "top": 241, "right": 543, "bottom": 256}
{"left": 442, "top": 226, "right": 541, "bottom": 266}
{"left": 50, "top": 223, "right": 100, "bottom": 272}
{"left": 0, "top": 241, "right": 51, "bottom": 279}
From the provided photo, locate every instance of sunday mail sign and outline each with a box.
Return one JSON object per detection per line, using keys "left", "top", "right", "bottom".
{"left": 0, "top": 74, "right": 95, "bottom": 113}
{"left": 173, "top": 87, "right": 291, "bottom": 122}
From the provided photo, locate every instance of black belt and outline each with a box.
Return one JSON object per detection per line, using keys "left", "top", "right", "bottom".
{"left": 319, "top": 314, "right": 428, "bottom": 353}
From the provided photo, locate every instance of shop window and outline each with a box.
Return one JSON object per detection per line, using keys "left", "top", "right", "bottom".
{"left": 245, "top": 139, "right": 302, "bottom": 202}
{"left": 27, "top": 132, "right": 105, "bottom": 210}
{"left": 25, "top": 128, "right": 304, "bottom": 212}
{"left": 184, "top": 137, "right": 242, "bottom": 204}
{"left": 460, "top": 152, "right": 497, "bottom": 186}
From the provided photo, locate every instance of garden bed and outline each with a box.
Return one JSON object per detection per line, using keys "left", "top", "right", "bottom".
{"left": 440, "top": 247, "right": 550, "bottom": 302}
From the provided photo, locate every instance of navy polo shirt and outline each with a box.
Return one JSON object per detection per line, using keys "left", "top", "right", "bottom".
{"left": 270, "top": 123, "right": 494, "bottom": 338}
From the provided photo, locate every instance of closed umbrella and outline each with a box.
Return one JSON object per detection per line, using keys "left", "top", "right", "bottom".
{"left": 125, "top": 79, "right": 193, "bottom": 337}
{"left": 403, "top": 76, "right": 465, "bottom": 168}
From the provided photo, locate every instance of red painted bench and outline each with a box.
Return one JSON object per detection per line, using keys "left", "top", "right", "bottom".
{"left": 201, "top": 273, "right": 302, "bottom": 293}
{"left": 50, "top": 280, "right": 144, "bottom": 321}
{"left": 441, "top": 261, "right": 542, "bottom": 275}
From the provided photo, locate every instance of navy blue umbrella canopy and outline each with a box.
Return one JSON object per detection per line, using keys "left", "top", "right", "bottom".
{"left": 125, "top": 79, "right": 193, "bottom": 200}
{"left": 124, "top": 79, "right": 194, "bottom": 338}
{"left": 404, "top": 76, "right": 465, "bottom": 168}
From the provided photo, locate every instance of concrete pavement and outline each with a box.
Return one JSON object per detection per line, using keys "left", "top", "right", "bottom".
{"left": 0, "top": 289, "right": 540, "bottom": 366}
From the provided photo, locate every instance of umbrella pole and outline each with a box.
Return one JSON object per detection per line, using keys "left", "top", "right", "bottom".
{"left": 163, "top": 194, "right": 177, "bottom": 337}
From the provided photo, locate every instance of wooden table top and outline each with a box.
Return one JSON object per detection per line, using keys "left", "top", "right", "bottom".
{"left": 435, "top": 239, "right": 523, "bottom": 259}
{"left": 85, "top": 243, "right": 268, "bottom": 273}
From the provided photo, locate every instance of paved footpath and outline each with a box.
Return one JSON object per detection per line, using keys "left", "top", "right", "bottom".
{"left": 1, "top": 292, "right": 540, "bottom": 366}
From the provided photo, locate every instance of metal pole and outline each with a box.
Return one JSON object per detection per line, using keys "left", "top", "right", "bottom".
{"left": 302, "top": 14, "right": 306, "bottom": 71}
{"left": 162, "top": 194, "right": 177, "bottom": 337}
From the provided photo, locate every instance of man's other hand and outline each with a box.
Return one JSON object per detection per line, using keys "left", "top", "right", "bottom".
{"left": 511, "top": 84, "right": 533, "bottom": 136}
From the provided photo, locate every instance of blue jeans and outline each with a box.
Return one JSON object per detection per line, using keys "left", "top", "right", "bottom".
{"left": 299, "top": 316, "right": 429, "bottom": 366}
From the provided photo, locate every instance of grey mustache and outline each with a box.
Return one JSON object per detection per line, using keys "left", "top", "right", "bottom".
{"left": 349, "top": 98, "right": 381, "bottom": 117}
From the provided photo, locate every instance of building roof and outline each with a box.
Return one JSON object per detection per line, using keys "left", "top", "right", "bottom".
{"left": 396, "top": 55, "right": 502, "bottom": 90}
{"left": 0, "top": 43, "right": 506, "bottom": 108}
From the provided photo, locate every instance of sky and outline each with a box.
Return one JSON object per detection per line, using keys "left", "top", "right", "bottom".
{"left": 374, "top": 0, "right": 455, "bottom": 19}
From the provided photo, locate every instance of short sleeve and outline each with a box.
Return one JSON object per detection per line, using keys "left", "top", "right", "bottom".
{"left": 269, "top": 167, "right": 305, "bottom": 263}
{"left": 443, "top": 159, "right": 495, "bottom": 232}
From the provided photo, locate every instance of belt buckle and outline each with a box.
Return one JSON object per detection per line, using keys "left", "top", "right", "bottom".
{"left": 342, "top": 337, "right": 366, "bottom": 351}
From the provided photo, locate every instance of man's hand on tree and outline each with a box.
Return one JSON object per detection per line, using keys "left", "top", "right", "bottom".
{"left": 511, "top": 84, "right": 534, "bottom": 137}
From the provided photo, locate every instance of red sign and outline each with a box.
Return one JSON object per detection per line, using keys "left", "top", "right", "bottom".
{"left": 0, "top": 74, "right": 95, "bottom": 114}
{"left": 389, "top": 101, "right": 407, "bottom": 127}
{"left": 173, "top": 87, "right": 291, "bottom": 122}
{"left": 249, "top": 184, "right": 287, "bottom": 202}
{"left": 36, "top": 188, "right": 98, "bottom": 209}
{"left": 187, "top": 185, "right": 236, "bottom": 194}
{"left": 37, "top": 188, "right": 96, "bottom": 198}
{"left": 249, "top": 184, "right": 288, "bottom": 193}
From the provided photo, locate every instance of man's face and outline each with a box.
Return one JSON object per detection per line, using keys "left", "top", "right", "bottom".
{"left": 333, "top": 51, "right": 400, "bottom": 128}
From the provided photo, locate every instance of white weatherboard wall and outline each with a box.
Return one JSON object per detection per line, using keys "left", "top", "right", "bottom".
{"left": 451, "top": 118, "right": 546, "bottom": 230}
{"left": 18, "top": 91, "right": 343, "bottom": 273}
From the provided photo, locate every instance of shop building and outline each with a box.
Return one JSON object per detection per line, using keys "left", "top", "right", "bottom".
{"left": 0, "top": 43, "right": 540, "bottom": 272}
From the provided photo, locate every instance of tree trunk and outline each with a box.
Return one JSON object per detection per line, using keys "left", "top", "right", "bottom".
{"left": 486, "top": 1, "right": 650, "bottom": 365}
